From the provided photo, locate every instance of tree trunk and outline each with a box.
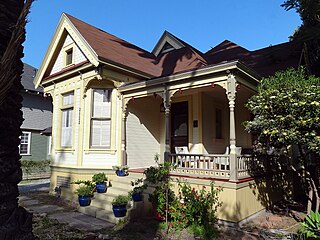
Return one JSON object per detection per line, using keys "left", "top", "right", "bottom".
{"left": 0, "top": 0, "right": 34, "bottom": 239}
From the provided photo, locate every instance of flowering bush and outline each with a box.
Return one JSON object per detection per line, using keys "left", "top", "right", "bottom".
{"left": 170, "top": 181, "right": 222, "bottom": 228}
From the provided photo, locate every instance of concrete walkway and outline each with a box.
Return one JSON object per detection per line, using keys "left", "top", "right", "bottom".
{"left": 18, "top": 180, "right": 114, "bottom": 234}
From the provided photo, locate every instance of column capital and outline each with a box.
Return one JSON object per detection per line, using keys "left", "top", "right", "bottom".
{"left": 227, "top": 73, "right": 237, "bottom": 100}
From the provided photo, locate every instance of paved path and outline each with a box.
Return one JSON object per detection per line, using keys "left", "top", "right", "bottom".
{"left": 18, "top": 179, "right": 50, "bottom": 193}
{"left": 18, "top": 180, "right": 114, "bottom": 235}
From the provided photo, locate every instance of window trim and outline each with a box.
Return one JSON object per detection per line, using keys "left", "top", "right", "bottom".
{"left": 64, "top": 47, "right": 74, "bottom": 67}
{"left": 20, "top": 131, "right": 31, "bottom": 155}
{"left": 90, "top": 88, "right": 112, "bottom": 148}
{"left": 60, "top": 91, "right": 74, "bottom": 148}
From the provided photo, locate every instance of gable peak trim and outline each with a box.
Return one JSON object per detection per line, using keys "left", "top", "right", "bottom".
{"left": 152, "top": 31, "right": 185, "bottom": 57}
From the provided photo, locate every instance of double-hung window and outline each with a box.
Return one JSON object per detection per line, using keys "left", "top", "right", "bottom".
{"left": 61, "top": 92, "right": 74, "bottom": 147}
{"left": 20, "top": 132, "right": 31, "bottom": 155}
{"left": 91, "top": 89, "right": 112, "bottom": 148}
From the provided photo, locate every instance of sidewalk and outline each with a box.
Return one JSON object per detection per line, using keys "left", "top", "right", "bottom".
{"left": 18, "top": 181, "right": 115, "bottom": 239}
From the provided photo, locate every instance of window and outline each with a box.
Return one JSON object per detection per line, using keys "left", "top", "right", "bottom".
{"left": 215, "top": 108, "right": 222, "bottom": 139}
{"left": 61, "top": 92, "right": 74, "bottom": 147}
{"left": 65, "top": 48, "right": 73, "bottom": 66}
{"left": 91, "top": 89, "right": 112, "bottom": 147}
{"left": 20, "top": 132, "right": 31, "bottom": 155}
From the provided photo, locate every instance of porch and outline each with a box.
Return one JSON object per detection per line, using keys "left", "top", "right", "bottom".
{"left": 168, "top": 152, "right": 252, "bottom": 180}
{"left": 119, "top": 62, "right": 259, "bottom": 183}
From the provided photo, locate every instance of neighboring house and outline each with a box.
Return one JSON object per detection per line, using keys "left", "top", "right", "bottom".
{"left": 34, "top": 13, "right": 302, "bottom": 223}
{"left": 21, "top": 63, "right": 53, "bottom": 161}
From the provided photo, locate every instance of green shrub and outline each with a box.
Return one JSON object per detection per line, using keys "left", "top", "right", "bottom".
{"left": 112, "top": 195, "right": 129, "bottom": 205}
{"left": 175, "top": 181, "right": 222, "bottom": 227}
{"left": 299, "top": 211, "right": 320, "bottom": 239}
{"left": 75, "top": 185, "right": 93, "bottom": 196}
{"left": 92, "top": 172, "right": 107, "bottom": 183}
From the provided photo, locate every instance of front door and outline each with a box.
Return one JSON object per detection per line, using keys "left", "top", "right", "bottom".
{"left": 171, "top": 101, "right": 188, "bottom": 153}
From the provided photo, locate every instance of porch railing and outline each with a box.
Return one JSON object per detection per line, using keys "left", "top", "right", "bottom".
{"left": 168, "top": 153, "right": 253, "bottom": 180}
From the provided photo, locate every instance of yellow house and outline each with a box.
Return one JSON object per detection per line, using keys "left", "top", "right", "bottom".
{"left": 34, "top": 13, "right": 301, "bottom": 224}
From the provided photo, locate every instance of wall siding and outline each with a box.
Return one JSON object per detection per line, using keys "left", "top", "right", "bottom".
{"left": 50, "top": 35, "right": 87, "bottom": 75}
{"left": 21, "top": 131, "right": 49, "bottom": 161}
{"left": 21, "top": 93, "right": 53, "bottom": 130}
{"left": 202, "top": 93, "right": 229, "bottom": 154}
{"left": 127, "top": 97, "right": 161, "bottom": 168}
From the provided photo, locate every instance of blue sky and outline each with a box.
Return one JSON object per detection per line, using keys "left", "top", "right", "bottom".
{"left": 23, "top": 1, "right": 301, "bottom": 68}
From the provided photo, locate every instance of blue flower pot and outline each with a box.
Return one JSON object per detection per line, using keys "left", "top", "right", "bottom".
{"left": 78, "top": 195, "right": 91, "bottom": 206}
{"left": 132, "top": 192, "right": 143, "bottom": 202}
{"left": 116, "top": 170, "right": 126, "bottom": 176}
{"left": 96, "top": 182, "right": 107, "bottom": 193}
{"left": 112, "top": 204, "right": 127, "bottom": 217}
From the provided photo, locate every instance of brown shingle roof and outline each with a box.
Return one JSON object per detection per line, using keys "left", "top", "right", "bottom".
{"left": 66, "top": 14, "right": 208, "bottom": 78}
{"left": 66, "top": 14, "right": 159, "bottom": 77}
{"left": 58, "top": 14, "right": 302, "bottom": 81}
{"left": 205, "top": 40, "right": 302, "bottom": 77}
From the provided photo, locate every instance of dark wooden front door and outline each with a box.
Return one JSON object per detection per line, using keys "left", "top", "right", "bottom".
{"left": 171, "top": 101, "right": 188, "bottom": 152}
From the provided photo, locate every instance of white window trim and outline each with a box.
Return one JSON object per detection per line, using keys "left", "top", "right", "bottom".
{"left": 61, "top": 91, "right": 74, "bottom": 148}
{"left": 48, "top": 136, "right": 52, "bottom": 156}
{"left": 20, "top": 131, "right": 31, "bottom": 155}
{"left": 64, "top": 47, "right": 74, "bottom": 67}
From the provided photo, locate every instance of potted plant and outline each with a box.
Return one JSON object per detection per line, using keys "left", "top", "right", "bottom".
{"left": 128, "top": 178, "right": 147, "bottom": 202}
{"left": 112, "top": 195, "right": 129, "bottom": 217}
{"left": 75, "top": 185, "right": 94, "bottom": 207}
{"left": 112, "top": 165, "right": 129, "bottom": 176}
{"left": 92, "top": 172, "right": 107, "bottom": 193}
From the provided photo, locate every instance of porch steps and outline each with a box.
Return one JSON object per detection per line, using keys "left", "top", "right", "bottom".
{"left": 77, "top": 172, "right": 151, "bottom": 224}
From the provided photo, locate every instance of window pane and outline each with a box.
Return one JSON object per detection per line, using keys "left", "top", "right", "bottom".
{"left": 92, "top": 89, "right": 111, "bottom": 118}
{"left": 66, "top": 49, "right": 73, "bottom": 65}
{"left": 91, "top": 119, "right": 110, "bottom": 147}
{"left": 63, "top": 92, "right": 74, "bottom": 106}
{"left": 61, "top": 109, "right": 73, "bottom": 147}
{"left": 20, "top": 132, "right": 30, "bottom": 155}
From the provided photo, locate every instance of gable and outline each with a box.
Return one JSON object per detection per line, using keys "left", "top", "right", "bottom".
{"left": 34, "top": 13, "right": 99, "bottom": 88}
{"left": 49, "top": 34, "right": 88, "bottom": 76}
{"left": 152, "top": 31, "right": 185, "bottom": 57}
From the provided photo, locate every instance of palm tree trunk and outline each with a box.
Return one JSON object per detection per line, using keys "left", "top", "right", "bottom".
{"left": 0, "top": 0, "right": 34, "bottom": 239}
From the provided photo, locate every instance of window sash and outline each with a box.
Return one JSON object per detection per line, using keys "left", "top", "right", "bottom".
{"left": 61, "top": 108, "right": 73, "bottom": 147}
{"left": 92, "top": 89, "right": 111, "bottom": 118}
{"left": 91, "top": 119, "right": 111, "bottom": 147}
{"left": 90, "top": 89, "right": 112, "bottom": 147}
{"left": 20, "top": 132, "right": 31, "bottom": 155}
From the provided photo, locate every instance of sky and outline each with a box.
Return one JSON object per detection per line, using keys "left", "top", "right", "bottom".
{"left": 23, "top": 0, "right": 302, "bottom": 69}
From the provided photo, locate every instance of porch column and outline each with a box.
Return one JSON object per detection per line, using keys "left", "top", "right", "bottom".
{"left": 121, "top": 98, "right": 129, "bottom": 166}
{"left": 227, "top": 73, "right": 238, "bottom": 181}
{"left": 163, "top": 88, "right": 171, "bottom": 161}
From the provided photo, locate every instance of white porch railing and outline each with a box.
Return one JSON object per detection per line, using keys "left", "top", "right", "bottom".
{"left": 168, "top": 153, "right": 253, "bottom": 180}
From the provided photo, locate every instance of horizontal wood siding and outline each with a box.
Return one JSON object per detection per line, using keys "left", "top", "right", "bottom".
{"left": 127, "top": 97, "right": 161, "bottom": 168}
{"left": 20, "top": 132, "right": 49, "bottom": 161}
{"left": 50, "top": 34, "right": 87, "bottom": 75}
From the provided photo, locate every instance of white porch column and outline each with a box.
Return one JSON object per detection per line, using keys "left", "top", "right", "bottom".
{"left": 227, "top": 73, "right": 238, "bottom": 181}
{"left": 121, "top": 98, "right": 129, "bottom": 166}
{"left": 163, "top": 88, "right": 171, "bottom": 161}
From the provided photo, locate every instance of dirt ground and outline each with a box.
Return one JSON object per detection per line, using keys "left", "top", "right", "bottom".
{"left": 25, "top": 191, "right": 306, "bottom": 240}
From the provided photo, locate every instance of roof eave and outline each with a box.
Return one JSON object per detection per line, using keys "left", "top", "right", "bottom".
{"left": 119, "top": 60, "right": 259, "bottom": 92}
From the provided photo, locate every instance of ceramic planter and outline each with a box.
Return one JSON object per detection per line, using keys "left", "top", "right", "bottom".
{"left": 78, "top": 195, "right": 91, "bottom": 206}
{"left": 96, "top": 182, "right": 107, "bottom": 193}
{"left": 116, "top": 170, "right": 126, "bottom": 176}
{"left": 112, "top": 204, "right": 127, "bottom": 217}
{"left": 132, "top": 192, "right": 143, "bottom": 202}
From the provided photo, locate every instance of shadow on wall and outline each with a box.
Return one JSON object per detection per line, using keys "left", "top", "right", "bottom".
{"left": 247, "top": 154, "right": 293, "bottom": 210}
{"left": 218, "top": 201, "right": 249, "bottom": 223}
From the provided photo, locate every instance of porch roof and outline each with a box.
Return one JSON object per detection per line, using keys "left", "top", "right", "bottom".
{"left": 118, "top": 60, "right": 260, "bottom": 93}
